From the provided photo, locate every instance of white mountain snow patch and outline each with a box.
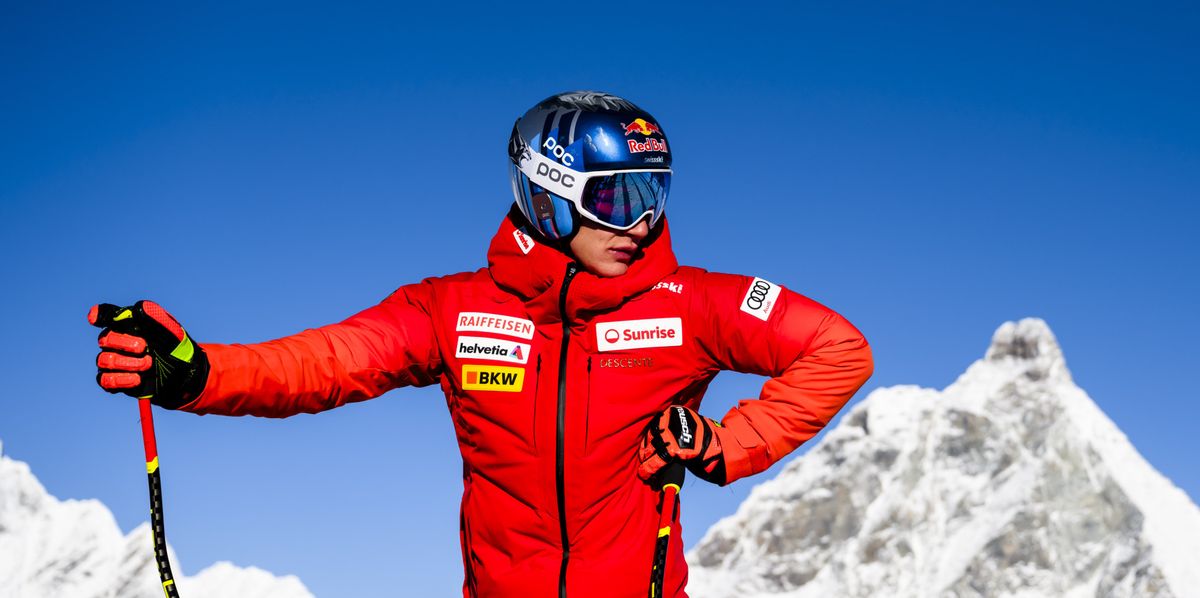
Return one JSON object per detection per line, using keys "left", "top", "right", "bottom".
{"left": 0, "top": 439, "right": 313, "bottom": 598}
{"left": 687, "top": 318, "right": 1200, "bottom": 598}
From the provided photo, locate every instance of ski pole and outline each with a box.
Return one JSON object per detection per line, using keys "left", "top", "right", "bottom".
{"left": 649, "top": 462, "right": 685, "bottom": 598}
{"left": 139, "top": 398, "right": 181, "bottom": 598}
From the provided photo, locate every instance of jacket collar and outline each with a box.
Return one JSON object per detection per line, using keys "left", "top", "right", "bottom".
{"left": 487, "top": 208, "right": 679, "bottom": 324}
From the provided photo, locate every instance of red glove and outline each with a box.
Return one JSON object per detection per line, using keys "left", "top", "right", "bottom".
{"left": 88, "top": 300, "right": 209, "bottom": 409}
{"left": 638, "top": 405, "right": 729, "bottom": 485}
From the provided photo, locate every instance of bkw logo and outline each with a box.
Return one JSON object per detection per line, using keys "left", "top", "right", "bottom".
{"left": 462, "top": 364, "right": 525, "bottom": 393}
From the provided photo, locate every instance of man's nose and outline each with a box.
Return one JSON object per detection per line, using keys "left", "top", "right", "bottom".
{"left": 626, "top": 220, "right": 651, "bottom": 242}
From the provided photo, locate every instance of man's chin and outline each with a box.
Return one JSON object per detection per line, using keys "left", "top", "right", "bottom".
{"left": 593, "top": 261, "right": 631, "bottom": 278}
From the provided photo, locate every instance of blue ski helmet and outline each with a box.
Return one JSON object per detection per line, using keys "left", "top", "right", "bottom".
{"left": 508, "top": 91, "right": 673, "bottom": 241}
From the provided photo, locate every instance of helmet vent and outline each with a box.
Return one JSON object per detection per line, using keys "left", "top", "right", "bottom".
{"left": 539, "top": 91, "right": 640, "bottom": 113}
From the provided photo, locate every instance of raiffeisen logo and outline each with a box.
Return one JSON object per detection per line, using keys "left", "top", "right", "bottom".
{"left": 595, "top": 317, "right": 683, "bottom": 352}
{"left": 455, "top": 336, "right": 531, "bottom": 364}
{"left": 456, "top": 312, "right": 535, "bottom": 340}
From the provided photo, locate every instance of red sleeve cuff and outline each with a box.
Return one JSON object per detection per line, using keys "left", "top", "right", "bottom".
{"left": 718, "top": 408, "right": 773, "bottom": 484}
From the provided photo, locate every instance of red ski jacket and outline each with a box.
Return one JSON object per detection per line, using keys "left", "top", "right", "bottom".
{"left": 180, "top": 211, "right": 874, "bottom": 598}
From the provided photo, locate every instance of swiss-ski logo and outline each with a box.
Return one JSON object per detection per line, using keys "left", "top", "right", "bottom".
{"left": 595, "top": 317, "right": 683, "bottom": 352}
{"left": 457, "top": 312, "right": 535, "bottom": 340}
{"left": 652, "top": 281, "right": 683, "bottom": 294}
{"left": 455, "top": 335, "right": 531, "bottom": 364}
{"left": 740, "top": 277, "right": 781, "bottom": 321}
{"left": 462, "top": 364, "right": 525, "bottom": 392}
{"left": 513, "top": 228, "right": 535, "bottom": 255}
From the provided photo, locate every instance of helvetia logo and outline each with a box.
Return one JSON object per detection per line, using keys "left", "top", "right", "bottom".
{"left": 462, "top": 364, "right": 525, "bottom": 392}
{"left": 456, "top": 335, "right": 531, "bottom": 364}
{"left": 595, "top": 317, "right": 683, "bottom": 352}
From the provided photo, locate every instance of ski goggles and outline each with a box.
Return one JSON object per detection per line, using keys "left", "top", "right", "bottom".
{"left": 517, "top": 148, "right": 671, "bottom": 231}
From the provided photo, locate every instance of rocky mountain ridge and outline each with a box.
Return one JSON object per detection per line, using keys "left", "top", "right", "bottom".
{"left": 687, "top": 319, "right": 1200, "bottom": 598}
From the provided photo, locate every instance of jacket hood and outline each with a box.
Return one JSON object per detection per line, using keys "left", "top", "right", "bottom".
{"left": 487, "top": 207, "right": 678, "bottom": 324}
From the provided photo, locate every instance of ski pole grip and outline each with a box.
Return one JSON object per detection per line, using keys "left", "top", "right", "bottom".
{"left": 661, "top": 461, "right": 685, "bottom": 493}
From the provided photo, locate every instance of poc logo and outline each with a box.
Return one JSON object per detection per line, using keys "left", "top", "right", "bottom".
{"left": 536, "top": 163, "right": 576, "bottom": 188}
{"left": 542, "top": 137, "right": 575, "bottom": 166}
{"left": 741, "top": 277, "right": 782, "bottom": 321}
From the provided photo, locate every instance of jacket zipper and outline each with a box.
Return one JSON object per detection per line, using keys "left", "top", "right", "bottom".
{"left": 557, "top": 262, "right": 579, "bottom": 598}
{"left": 584, "top": 357, "right": 592, "bottom": 449}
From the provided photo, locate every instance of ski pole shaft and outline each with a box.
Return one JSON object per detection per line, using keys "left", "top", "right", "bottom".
{"left": 649, "top": 462, "right": 685, "bottom": 598}
{"left": 139, "top": 398, "right": 181, "bottom": 598}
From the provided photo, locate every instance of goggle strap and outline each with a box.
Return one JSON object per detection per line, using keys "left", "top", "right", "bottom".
{"left": 516, "top": 148, "right": 587, "bottom": 202}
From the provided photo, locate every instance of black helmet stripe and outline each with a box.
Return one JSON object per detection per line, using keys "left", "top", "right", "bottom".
{"left": 539, "top": 109, "right": 557, "bottom": 158}
{"left": 567, "top": 109, "right": 581, "bottom": 145}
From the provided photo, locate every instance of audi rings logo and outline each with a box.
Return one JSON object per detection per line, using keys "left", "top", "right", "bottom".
{"left": 740, "top": 277, "right": 782, "bottom": 321}
{"left": 745, "top": 280, "right": 772, "bottom": 310}
{"left": 604, "top": 329, "right": 620, "bottom": 343}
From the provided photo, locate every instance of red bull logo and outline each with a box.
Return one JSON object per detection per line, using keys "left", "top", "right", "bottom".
{"left": 622, "top": 118, "right": 662, "bottom": 136}
{"left": 627, "top": 138, "right": 668, "bottom": 154}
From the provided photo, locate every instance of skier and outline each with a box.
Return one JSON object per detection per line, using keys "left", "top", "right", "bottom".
{"left": 88, "top": 91, "right": 874, "bottom": 598}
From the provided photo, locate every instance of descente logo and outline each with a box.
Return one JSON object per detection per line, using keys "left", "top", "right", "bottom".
{"left": 595, "top": 317, "right": 683, "bottom": 352}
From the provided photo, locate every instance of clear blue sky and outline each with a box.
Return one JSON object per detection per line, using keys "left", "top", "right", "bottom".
{"left": 2, "top": 2, "right": 1197, "bottom": 596}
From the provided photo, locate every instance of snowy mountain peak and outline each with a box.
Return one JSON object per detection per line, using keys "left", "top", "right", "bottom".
{"left": 688, "top": 319, "right": 1200, "bottom": 598}
{"left": 0, "top": 443, "right": 314, "bottom": 598}
{"left": 983, "top": 317, "right": 1069, "bottom": 383}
